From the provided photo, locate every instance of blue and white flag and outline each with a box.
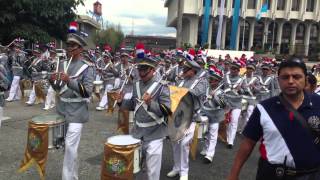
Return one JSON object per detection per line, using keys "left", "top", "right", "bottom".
{"left": 256, "top": 1, "right": 269, "bottom": 20}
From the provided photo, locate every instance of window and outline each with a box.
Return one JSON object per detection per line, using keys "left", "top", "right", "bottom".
{"left": 291, "top": 0, "right": 300, "bottom": 11}
{"left": 277, "top": 0, "right": 286, "bottom": 10}
{"left": 247, "top": 0, "right": 256, "bottom": 9}
{"left": 218, "top": 0, "right": 227, "bottom": 7}
{"left": 306, "top": 0, "right": 315, "bottom": 12}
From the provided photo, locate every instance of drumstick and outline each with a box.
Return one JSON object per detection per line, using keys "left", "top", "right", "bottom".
{"left": 54, "top": 56, "right": 60, "bottom": 85}
{"left": 65, "top": 55, "right": 73, "bottom": 74}
{"left": 113, "top": 65, "right": 135, "bottom": 108}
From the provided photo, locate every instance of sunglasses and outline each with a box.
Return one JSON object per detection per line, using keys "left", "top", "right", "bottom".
{"left": 137, "top": 65, "right": 151, "bottom": 71}
{"left": 278, "top": 74, "right": 304, "bottom": 81}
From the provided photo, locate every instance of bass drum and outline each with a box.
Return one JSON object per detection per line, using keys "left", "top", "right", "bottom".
{"left": 167, "top": 86, "right": 194, "bottom": 142}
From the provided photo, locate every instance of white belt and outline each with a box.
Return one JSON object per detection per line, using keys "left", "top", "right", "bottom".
{"left": 60, "top": 97, "right": 89, "bottom": 103}
{"left": 242, "top": 95, "right": 256, "bottom": 100}
{"left": 203, "top": 105, "right": 222, "bottom": 111}
{"left": 0, "top": 92, "right": 4, "bottom": 95}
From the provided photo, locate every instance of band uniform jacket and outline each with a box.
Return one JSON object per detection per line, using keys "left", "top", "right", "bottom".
{"left": 121, "top": 75, "right": 171, "bottom": 141}
{"left": 223, "top": 74, "right": 243, "bottom": 109}
{"left": 0, "top": 64, "right": 9, "bottom": 107}
{"left": 256, "top": 74, "right": 280, "bottom": 102}
{"left": 202, "top": 86, "right": 226, "bottom": 124}
{"left": 51, "top": 57, "right": 94, "bottom": 124}
{"left": 178, "top": 71, "right": 207, "bottom": 122}
{"left": 11, "top": 52, "right": 26, "bottom": 77}
{"left": 240, "top": 75, "right": 260, "bottom": 105}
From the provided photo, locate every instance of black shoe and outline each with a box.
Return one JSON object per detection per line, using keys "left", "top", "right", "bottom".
{"left": 227, "top": 144, "right": 233, "bottom": 149}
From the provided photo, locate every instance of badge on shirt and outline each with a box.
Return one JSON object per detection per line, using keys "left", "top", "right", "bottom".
{"left": 307, "top": 115, "right": 320, "bottom": 129}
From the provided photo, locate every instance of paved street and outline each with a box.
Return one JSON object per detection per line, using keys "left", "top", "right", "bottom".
{"left": 0, "top": 98, "right": 260, "bottom": 180}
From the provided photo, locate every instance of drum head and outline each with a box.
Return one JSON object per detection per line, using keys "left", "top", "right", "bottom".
{"left": 107, "top": 135, "right": 141, "bottom": 146}
{"left": 168, "top": 92, "right": 194, "bottom": 142}
{"left": 31, "top": 114, "right": 64, "bottom": 125}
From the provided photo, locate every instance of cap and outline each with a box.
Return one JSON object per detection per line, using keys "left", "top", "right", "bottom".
{"left": 136, "top": 57, "right": 157, "bottom": 68}
{"left": 67, "top": 33, "right": 87, "bottom": 47}
{"left": 208, "top": 66, "right": 223, "bottom": 80}
{"left": 183, "top": 59, "right": 201, "bottom": 70}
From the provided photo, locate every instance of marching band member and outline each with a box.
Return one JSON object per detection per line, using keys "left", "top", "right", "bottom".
{"left": 238, "top": 62, "right": 260, "bottom": 133}
{"left": 223, "top": 60, "right": 243, "bottom": 149}
{"left": 25, "top": 48, "right": 48, "bottom": 105}
{"left": 6, "top": 42, "right": 25, "bottom": 102}
{"left": 0, "top": 57, "right": 10, "bottom": 127}
{"left": 43, "top": 49, "right": 58, "bottom": 110}
{"left": 167, "top": 58, "right": 206, "bottom": 180}
{"left": 200, "top": 66, "right": 226, "bottom": 163}
{"left": 256, "top": 62, "right": 280, "bottom": 102}
{"left": 96, "top": 51, "right": 119, "bottom": 111}
{"left": 50, "top": 30, "right": 94, "bottom": 180}
{"left": 114, "top": 56, "right": 171, "bottom": 180}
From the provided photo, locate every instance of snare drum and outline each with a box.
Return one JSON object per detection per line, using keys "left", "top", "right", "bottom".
{"left": 93, "top": 80, "right": 103, "bottom": 93}
{"left": 31, "top": 114, "right": 65, "bottom": 149}
{"left": 101, "top": 135, "right": 141, "bottom": 179}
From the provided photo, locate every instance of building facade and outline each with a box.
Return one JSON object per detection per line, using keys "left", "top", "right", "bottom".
{"left": 76, "top": 15, "right": 101, "bottom": 48}
{"left": 165, "top": 0, "right": 320, "bottom": 56}
{"left": 124, "top": 35, "right": 176, "bottom": 51}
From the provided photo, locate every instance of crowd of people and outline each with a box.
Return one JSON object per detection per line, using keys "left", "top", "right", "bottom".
{"left": 1, "top": 29, "right": 320, "bottom": 180}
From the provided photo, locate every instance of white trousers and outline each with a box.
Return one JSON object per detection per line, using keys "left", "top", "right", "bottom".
{"left": 238, "top": 105, "right": 254, "bottom": 132}
{"left": 44, "top": 86, "right": 56, "bottom": 108}
{"left": 226, "top": 109, "right": 242, "bottom": 145}
{"left": 7, "top": 76, "right": 21, "bottom": 100}
{"left": 141, "top": 138, "right": 164, "bottom": 180}
{"left": 172, "top": 122, "right": 196, "bottom": 176}
{"left": 27, "top": 84, "right": 36, "bottom": 104}
{"left": 202, "top": 123, "right": 219, "bottom": 158}
{"left": 62, "top": 123, "right": 83, "bottom": 180}
{"left": 98, "top": 84, "right": 113, "bottom": 108}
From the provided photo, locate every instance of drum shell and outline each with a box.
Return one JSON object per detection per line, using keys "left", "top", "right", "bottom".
{"left": 31, "top": 115, "right": 65, "bottom": 149}
{"left": 104, "top": 135, "right": 142, "bottom": 175}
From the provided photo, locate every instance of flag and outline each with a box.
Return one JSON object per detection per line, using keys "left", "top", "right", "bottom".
{"left": 256, "top": 0, "right": 269, "bottom": 20}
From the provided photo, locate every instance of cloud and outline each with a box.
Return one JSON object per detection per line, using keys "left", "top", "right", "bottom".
{"left": 76, "top": 0, "right": 176, "bottom": 37}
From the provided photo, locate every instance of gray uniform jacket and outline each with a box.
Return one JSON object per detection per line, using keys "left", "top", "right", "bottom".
{"left": 202, "top": 86, "right": 225, "bottom": 124}
{"left": 121, "top": 75, "right": 171, "bottom": 141}
{"left": 11, "top": 52, "right": 25, "bottom": 77}
{"left": 0, "top": 64, "right": 9, "bottom": 107}
{"left": 256, "top": 75, "right": 280, "bottom": 102}
{"left": 115, "top": 63, "right": 135, "bottom": 94}
{"left": 96, "top": 60, "right": 119, "bottom": 86}
{"left": 178, "top": 72, "right": 207, "bottom": 121}
{"left": 53, "top": 58, "right": 94, "bottom": 124}
{"left": 241, "top": 75, "right": 260, "bottom": 105}
{"left": 223, "top": 74, "right": 243, "bottom": 109}
{"left": 30, "top": 58, "right": 51, "bottom": 81}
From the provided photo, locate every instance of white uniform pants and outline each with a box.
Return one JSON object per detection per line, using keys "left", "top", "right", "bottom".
{"left": 202, "top": 123, "right": 219, "bottom": 158}
{"left": 44, "top": 86, "right": 56, "bottom": 108}
{"left": 141, "top": 138, "right": 164, "bottom": 180}
{"left": 238, "top": 105, "right": 254, "bottom": 132}
{"left": 172, "top": 122, "right": 196, "bottom": 176}
{"left": 7, "top": 76, "right": 21, "bottom": 100}
{"left": 98, "top": 84, "right": 113, "bottom": 108}
{"left": 27, "top": 84, "right": 36, "bottom": 104}
{"left": 226, "top": 109, "right": 242, "bottom": 145}
{"left": 62, "top": 123, "right": 83, "bottom": 180}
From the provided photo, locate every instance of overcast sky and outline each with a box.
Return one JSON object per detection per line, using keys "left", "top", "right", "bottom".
{"left": 76, "top": 0, "right": 176, "bottom": 37}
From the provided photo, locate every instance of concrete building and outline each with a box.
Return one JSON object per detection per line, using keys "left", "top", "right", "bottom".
{"left": 76, "top": 15, "right": 101, "bottom": 48}
{"left": 165, "top": 0, "right": 320, "bottom": 56}
{"left": 124, "top": 35, "right": 176, "bottom": 51}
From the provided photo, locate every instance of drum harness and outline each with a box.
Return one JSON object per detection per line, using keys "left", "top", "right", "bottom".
{"left": 203, "top": 83, "right": 225, "bottom": 111}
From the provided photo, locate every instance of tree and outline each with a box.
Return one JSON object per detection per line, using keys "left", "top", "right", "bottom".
{"left": 93, "top": 24, "right": 125, "bottom": 52}
{"left": 0, "top": 0, "right": 83, "bottom": 44}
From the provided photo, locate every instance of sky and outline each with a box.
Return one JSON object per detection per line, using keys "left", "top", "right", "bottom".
{"left": 76, "top": 0, "right": 176, "bottom": 37}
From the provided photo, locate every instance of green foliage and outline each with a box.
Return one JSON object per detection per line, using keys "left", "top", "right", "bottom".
{"left": 94, "top": 24, "right": 125, "bottom": 52}
{"left": 0, "top": 0, "right": 83, "bottom": 44}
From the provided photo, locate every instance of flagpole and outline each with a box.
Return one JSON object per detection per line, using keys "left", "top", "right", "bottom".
{"left": 271, "top": 20, "right": 275, "bottom": 52}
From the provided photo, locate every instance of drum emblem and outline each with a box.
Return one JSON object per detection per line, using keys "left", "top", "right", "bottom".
{"left": 106, "top": 155, "right": 127, "bottom": 175}
{"left": 28, "top": 131, "right": 41, "bottom": 152}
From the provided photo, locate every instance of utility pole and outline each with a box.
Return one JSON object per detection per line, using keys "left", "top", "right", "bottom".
{"left": 176, "top": 0, "right": 183, "bottom": 48}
